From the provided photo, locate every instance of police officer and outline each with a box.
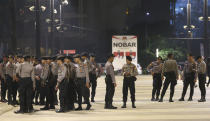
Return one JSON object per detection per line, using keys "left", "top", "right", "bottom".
{"left": 39, "top": 57, "right": 47, "bottom": 105}
{"left": 74, "top": 54, "right": 91, "bottom": 110}
{"left": 147, "top": 56, "right": 163, "bottom": 101}
{"left": 55, "top": 55, "right": 69, "bottom": 113}
{"left": 5, "top": 55, "right": 16, "bottom": 105}
{"left": 15, "top": 55, "right": 35, "bottom": 114}
{"left": 33, "top": 58, "right": 42, "bottom": 105}
{"left": 179, "top": 54, "right": 197, "bottom": 101}
{"left": 51, "top": 56, "right": 59, "bottom": 105}
{"left": 40, "top": 56, "right": 56, "bottom": 110}
{"left": 104, "top": 54, "right": 117, "bottom": 109}
{"left": 196, "top": 56, "right": 207, "bottom": 102}
{"left": 121, "top": 56, "right": 138, "bottom": 108}
{"left": 81, "top": 52, "right": 91, "bottom": 104}
{"left": 64, "top": 55, "right": 76, "bottom": 110}
{"left": 13, "top": 55, "right": 24, "bottom": 105}
{"left": 0, "top": 55, "right": 8, "bottom": 102}
{"left": 159, "top": 53, "right": 178, "bottom": 102}
{"left": 89, "top": 53, "right": 101, "bottom": 102}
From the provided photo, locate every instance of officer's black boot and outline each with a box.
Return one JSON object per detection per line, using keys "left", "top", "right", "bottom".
{"left": 56, "top": 103, "right": 65, "bottom": 113}
{"left": 104, "top": 102, "right": 109, "bottom": 109}
{"left": 155, "top": 96, "right": 159, "bottom": 101}
{"left": 179, "top": 97, "right": 185, "bottom": 101}
{"left": 198, "top": 96, "right": 206, "bottom": 102}
{"left": 75, "top": 104, "right": 83, "bottom": 111}
{"left": 151, "top": 96, "right": 155, "bottom": 101}
{"left": 28, "top": 106, "right": 35, "bottom": 113}
{"left": 132, "top": 102, "right": 136, "bottom": 108}
{"left": 108, "top": 103, "right": 117, "bottom": 109}
{"left": 56, "top": 109, "right": 65, "bottom": 113}
{"left": 158, "top": 97, "right": 163, "bottom": 102}
{"left": 121, "top": 102, "right": 126, "bottom": 108}
{"left": 91, "top": 98, "right": 95, "bottom": 102}
{"left": 169, "top": 97, "right": 174, "bottom": 102}
{"left": 86, "top": 103, "right": 92, "bottom": 110}
{"left": 50, "top": 105, "right": 55, "bottom": 109}
{"left": 188, "top": 97, "right": 193, "bottom": 101}
{"left": 168, "top": 94, "right": 174, "bottom": 102}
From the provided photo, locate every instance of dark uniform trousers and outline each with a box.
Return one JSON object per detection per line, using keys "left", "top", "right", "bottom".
{"left": 76, "top": 78, "right": 90, "bottom": 105}
{"left": 12, "top": 81, "right": 18, "bottom": 103}
{"left": 5, "top": 75, "right": 13, "bottom": 103}
{"left": 152, "top": 73, "right": 162, "bottom": 98}
{"left": 59, "top": 79, "right": 71, "bottom": 110}
{"left": 198, "top": 74, "right": 206, "bottom": 98}
{"left": 160, "top": 72, "right": 177, "bottom": 99}
{"left": 40, "top": 85, "right": 46, "bottom": 104}
{"left": 18, "top": 77, "right": 33, "bottom": 112}
{"left": 1, "top": 77, "right": 7, "bottom": 100}
{"left": 105, "top": 75, "right": 115, "bottom": 105}
{"left": 53, "top": 75, "right": 58, "bottom": 104}
{"left": 67, "top": 79, "right": 75, "bottom": 109}
{"left": 33, "top": 79, "right": 41, "bottom": 103}
{"left": 89, "top": 73, "right": 97, "bottom": 100}
{"left": 181, "top": 73, "right": 195, "bottom": 99}
{"left": 123, "top": 77, "right": 136, "bottom": 103}
{"left": 42, "top": 79, "right": 56, "bottom": 107}
{"left": 72, "top": 80, "right": 78, "bottom": 102}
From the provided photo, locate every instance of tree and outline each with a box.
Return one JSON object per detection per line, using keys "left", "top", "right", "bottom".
{"left": 139, "top": 34, "right": 186, "bottom": 68}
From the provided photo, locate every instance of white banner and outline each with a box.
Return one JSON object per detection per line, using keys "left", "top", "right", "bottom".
{"left": 112, "top": 35, "right": 138, "bottom": 71}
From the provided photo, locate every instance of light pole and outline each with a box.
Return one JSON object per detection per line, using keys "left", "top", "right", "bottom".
{"left": 29, "top": 1, "right": 46, "bottom": 57}
{"left": 198, "top": 0, "right": 210, "bottom": 57}
{"left": 35, "top": 0, "right": 41, "bottom": 58}
{"left": 55, "top": 0, "right": 69, "bottom": 52}
{"left": 203, "top": 0, "right": 209, "bottom": 57}
{"left": 183, "top": 0, "right": 195, "bottom": 53}
{"left": 48, "top": 0, "right": 54, "bottom": 56}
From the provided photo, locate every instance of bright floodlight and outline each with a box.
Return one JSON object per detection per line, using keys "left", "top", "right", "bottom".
{"left": 56, "top": 26, "right": 61, "bottom": 30}
{"left": 146, "top": 12, "right": 150, "bottom": 16}
{"left": 54, "top": 9, "right": 57, "bottom": 14}
{"left": 45, "top": 18, "right": 51, "bottom": 23}
{"left": 191, "top": 25, "right": 195, "bottom": 29}
{"left": 54, "top": 19, "right": 59, "bottom": 23}
{"left": 199, "top": 17, "right": 204, "bottom": 21}
{"left": 41, "top": 6, "right": 46, "bottom": 12}
{"left": 183, "top": 25, "right": 187, "bottom": 29}
{"left": 29, "top": 6, "right": 35, "bottom": 11}
{"left": 62, "top": 0, "right": 68, "bottom": 6}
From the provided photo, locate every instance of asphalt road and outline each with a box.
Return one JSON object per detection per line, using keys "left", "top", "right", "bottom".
{"left": 0, "top": 75, "right": 210, "bottom": 121}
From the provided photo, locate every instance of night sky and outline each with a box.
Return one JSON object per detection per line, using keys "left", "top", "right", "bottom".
{"left": 0, "top": 0, "right": 177, "bottom": 62}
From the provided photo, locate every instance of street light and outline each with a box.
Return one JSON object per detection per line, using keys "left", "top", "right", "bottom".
{"left": 182, "top": 0, "right": 195, "bottom": 53}
{"left": 61, "top": 0, "right": 69, "bottom": 6}
{"left": 29, "top": 6, "right": 35, "bottom": 11}
{"left": 54, "top": 9, "right": 57, "bottom": 14}
{"left": 56, "top": 0, "right": 69, "bottom": 32}
{"left": 146, "top": 12, "right": 150, "bottom": 16}
{"left": 29, "top": 5, "right": 46, "bottom": 12}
